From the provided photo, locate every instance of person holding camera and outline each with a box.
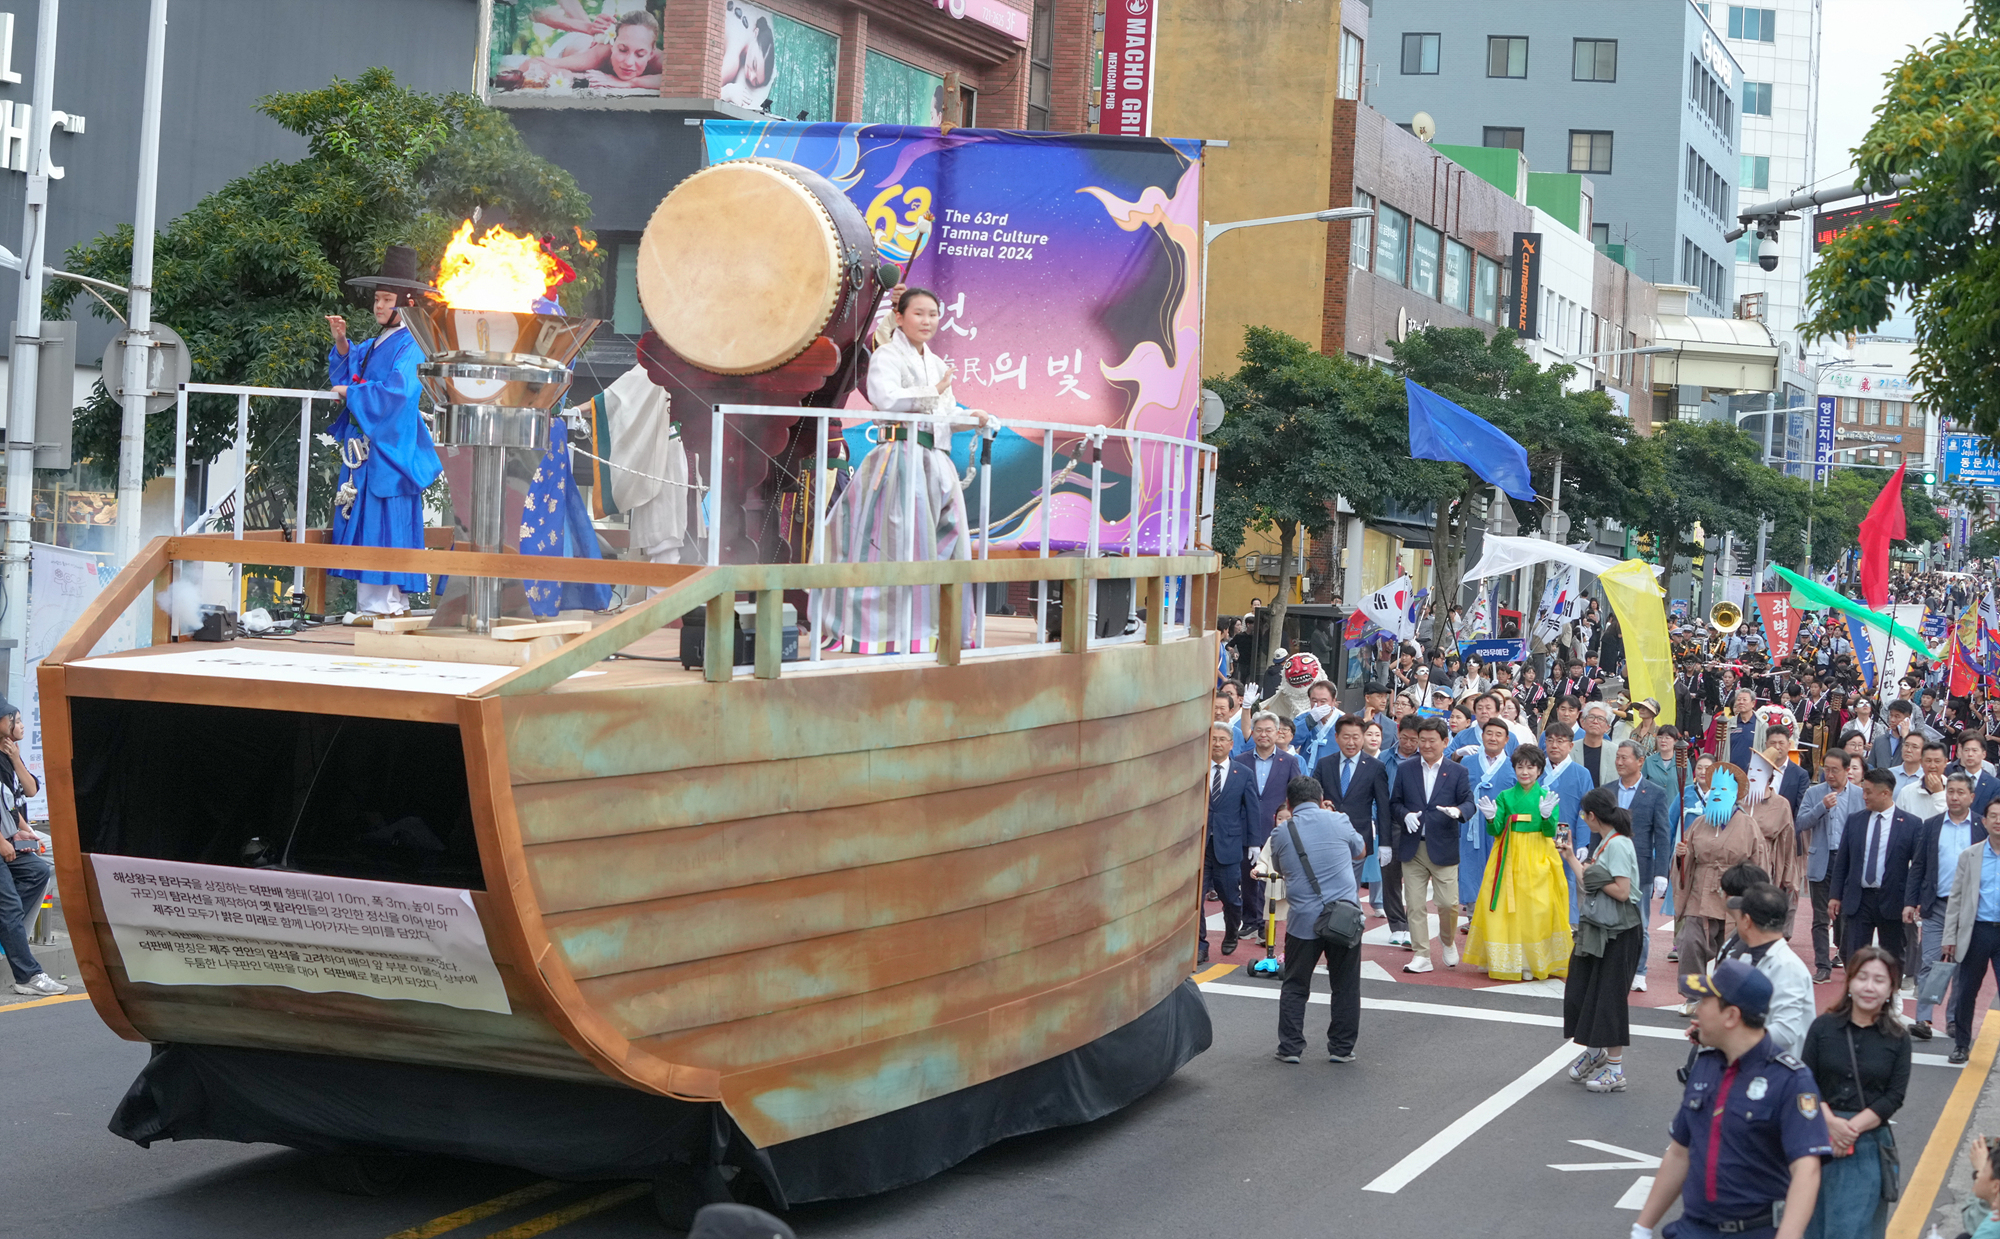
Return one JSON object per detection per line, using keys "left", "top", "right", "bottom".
{"left": 1561, "top": 785, "right": 1642, "bottom": 1093}
{"left": 1264, "top": 775, "right": 1365, "bottom": 1064}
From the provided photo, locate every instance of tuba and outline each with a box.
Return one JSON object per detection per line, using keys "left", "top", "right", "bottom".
{"left": 1710, "top": 601, "right": 1744, "bottom": 634}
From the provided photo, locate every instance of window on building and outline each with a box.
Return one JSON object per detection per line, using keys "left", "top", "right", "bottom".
{"left": 863, "top": 52, "right": 945, "bottom": 126}
{"left": 1339, "top": 30, "right": 1364, "bottom": 101}
{"left": 1573, "top": 39, "right": 1616, "bottom": 81}
{"left": 1740, "top": 154, "right": 1769, "bottom": 191}
{"left": 1482, "top": 126, "right": 1524, "bottom": 150}
{"left": 1487, "top": 36, "right": 1528, "bottom": 78}
{"left": 1475, "top": 255, "right": 1500, "bottom": 323}
{"left": 612, "top": 243, "right": 644, "bottom": 334}
{"left": 1885, "top": 401, "right": 1903, "bottom": 426}
{"left": 1442, "top": 239, "right": 1471, "bottom": 312}
{"left": 1351, "top": 191, "right": 1373, "bottom": 270}
{"left": 1025, "top": 1, "right": 1053, "bottom": 129}
{"left": 1742, "top": 81, "right": 1773, "bottom": 117}
{"left": 759, "top": 14, "right": 841, "bottom": 123}
{"left": 1402, "top": 33, "right": 1440, "bottom": 74}
{"left": 1570, "top": 130, "right": 1613, "bottom": 174}
{"left": 1728, "top": 6, "right": 1776, "bottom": 42}
{"left": 1842, "top": 398, "right": 1857, "bottom": 424}
{"left": 1863, "top": 400, "right": 1880, "bottom": 425}
{"left": 1591, "top": 222, "right": 1611, "bottom": 245}
{"left": 1736, "top": 233, "right": 1754, "bottom": 263}
{"left": 1411, "top": 223, "right": 1441, "bottom": 298}
{"left": 1375, "top": 205, "right": 1408, "bottom": 286}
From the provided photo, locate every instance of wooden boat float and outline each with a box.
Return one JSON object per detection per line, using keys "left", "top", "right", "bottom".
{"left": 40, "top": 535, "right": 1219, "bottom": 1207}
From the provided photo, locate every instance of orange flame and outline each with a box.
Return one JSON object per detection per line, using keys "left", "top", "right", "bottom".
{"left": 572, "top": 225, "right": 598, "bottom": 254}
{"left": 435, "top": 220, "right": 564, "bottom": 312}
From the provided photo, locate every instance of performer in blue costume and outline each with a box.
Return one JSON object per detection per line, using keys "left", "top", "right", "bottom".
{"left": 325, "top": 245, "right": 443, "bottom": 617}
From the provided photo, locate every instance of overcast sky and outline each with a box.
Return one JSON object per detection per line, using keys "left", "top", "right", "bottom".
{"left": 1816, "top": 0, "right": 1969, "bottom": 184}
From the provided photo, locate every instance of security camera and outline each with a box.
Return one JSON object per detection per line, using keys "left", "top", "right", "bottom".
{"left": 1757, "top": 234, "right": 1780, "bottom": 272}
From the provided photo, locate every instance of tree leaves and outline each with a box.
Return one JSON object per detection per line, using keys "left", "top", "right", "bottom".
{"left": 46, "top": 69, "right": 601, "bottom": 501}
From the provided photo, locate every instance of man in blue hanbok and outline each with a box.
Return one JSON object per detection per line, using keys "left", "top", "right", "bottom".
{"left": 325, "top": 245, "right": 442, "bottom": 617}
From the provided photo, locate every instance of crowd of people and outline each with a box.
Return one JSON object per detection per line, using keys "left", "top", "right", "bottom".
{"left": 1207, "top": 566, "right": 2000, "bottom": 1239}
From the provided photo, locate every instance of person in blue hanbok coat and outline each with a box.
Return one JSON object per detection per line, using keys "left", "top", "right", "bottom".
{"left": 1457, "top": 718, "right": 1518, "bottom": 909}
{"left": 325, "top": 245, "right": 443, "bottom": 616}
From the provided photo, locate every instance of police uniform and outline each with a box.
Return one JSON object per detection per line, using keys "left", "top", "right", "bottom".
{"left": 1666, "top": 1034, "right": 1833, "bottom": 1237}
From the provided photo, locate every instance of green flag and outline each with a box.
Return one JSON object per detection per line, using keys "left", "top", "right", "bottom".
{"left": 1770, "top": 565, "right": 1931, "bottom": 656}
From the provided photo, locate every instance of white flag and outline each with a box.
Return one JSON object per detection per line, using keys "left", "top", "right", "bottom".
{"left": 1534, "top": 564, "right": 1578, "bottom": 645}
{"left": 1467, "top": 580, "right": 1493, "bottom": 638}
{"left": 1360, "top": 574, "right": 1417, "bottom": 640}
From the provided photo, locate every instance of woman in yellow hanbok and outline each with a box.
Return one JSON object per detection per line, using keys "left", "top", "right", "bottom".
{"left": 1464, "top": 744, "right": 1575, "bottom": 981}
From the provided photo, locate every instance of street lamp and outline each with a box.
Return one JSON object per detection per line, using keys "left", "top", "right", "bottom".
{"left": 1558, "top": 344, "right": 1676, "bottom": 363}
{"left": 1200, "top": 207, "right": 1375, "bottom": 365}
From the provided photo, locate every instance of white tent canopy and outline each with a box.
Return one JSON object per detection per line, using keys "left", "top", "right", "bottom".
{"left": 1461, "top": 534, "right": 1657, "bottom": 583}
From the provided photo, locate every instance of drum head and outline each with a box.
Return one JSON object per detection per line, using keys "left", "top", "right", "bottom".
{"left": 638, "top": 160, "right": 844, "bottom": 375}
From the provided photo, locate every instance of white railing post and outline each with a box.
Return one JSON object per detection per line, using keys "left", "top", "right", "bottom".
{"left": 707, "top": 403, "right": 724, "bottom": 568}
{"left": 232, "top": 392, "right": 249, "bottom": 606}
{"left": 293, "top": 395, "right": 312, "bottom": 593}
{"left": 808, "top": 413, "right": 829, "bottom": 662}
{"left": 901, "top": 429, "right": 918, "bottom": 653}
{"left": 1086, "top": 432, "right": 1103, "bottom": 646}
{"left": 1037, "top": 430, "right": 1053, "bottom": 642}
{"left": 976, "top": 425, "right": 992, "bottom": 650}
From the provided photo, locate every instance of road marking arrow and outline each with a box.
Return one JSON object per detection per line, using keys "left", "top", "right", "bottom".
{"left": 1548, "top": 1139, "right": 1664, "bottom": 1172}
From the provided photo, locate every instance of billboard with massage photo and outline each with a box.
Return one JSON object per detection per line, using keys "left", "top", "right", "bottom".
{"left": 703, "top": 120, "right": 1204, "bottom": 552}
{"left": 486, "top": 0, "right": 667, "bottom": 97}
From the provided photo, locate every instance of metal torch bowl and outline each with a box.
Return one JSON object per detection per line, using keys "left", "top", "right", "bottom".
{"left": 402, "top": 301, "right": 602, "bottom": 371}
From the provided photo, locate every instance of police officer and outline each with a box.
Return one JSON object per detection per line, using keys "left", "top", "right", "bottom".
{"left": 1633, "top": 960, "right": 1833, "bottom": 1239}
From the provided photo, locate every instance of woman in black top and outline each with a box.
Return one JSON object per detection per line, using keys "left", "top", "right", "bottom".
{"left": 1800, "top": 945, "right": 1911, "bottom": 1239}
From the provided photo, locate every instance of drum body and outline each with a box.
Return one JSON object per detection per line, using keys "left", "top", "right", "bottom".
{"left": 638, "top": 158, "right": 877, "bottom": 375}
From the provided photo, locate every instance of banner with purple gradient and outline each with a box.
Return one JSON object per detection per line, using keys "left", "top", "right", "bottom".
{"left": 703, "top": 120, "right": 1203, "bottom": 552}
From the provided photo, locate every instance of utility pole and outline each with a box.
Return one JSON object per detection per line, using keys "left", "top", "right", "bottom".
{"left": 1, "top": 0, "right": 56, "bottom": 697}
{"left": 113, "top": 0, "right": 167, "bottom": 587}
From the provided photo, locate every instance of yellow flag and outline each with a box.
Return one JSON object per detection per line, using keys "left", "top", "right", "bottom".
{"left": 1598, "top": 558, "right": 1674, "bottom": 727}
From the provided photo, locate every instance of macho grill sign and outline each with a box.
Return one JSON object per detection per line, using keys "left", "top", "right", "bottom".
{"left": 1101, "top": 0, "right": 1156, "bottom": 136}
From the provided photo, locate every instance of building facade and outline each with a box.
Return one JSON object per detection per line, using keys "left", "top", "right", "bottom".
{"left": 1712, "top": 0, "right": 1820, "bottom": 351}
{"left": 1367, "top": 0, "right": 1743, "bottom": 317}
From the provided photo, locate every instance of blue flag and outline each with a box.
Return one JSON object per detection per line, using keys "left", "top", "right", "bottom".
{"left": 1845, "top": 612, "right": 1876, "bottom": 691}
{"left": 1405, "top": 379, "right": 1536, "bottom": 502}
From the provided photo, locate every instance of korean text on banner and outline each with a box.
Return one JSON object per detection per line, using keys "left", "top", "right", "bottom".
{"left": 91, "top": 856, "right": 511, "bottom": 1015}
{"left": 1754, "top": 591, "right": 1802, "bottom": 660}
{"left": 1099, "top": 0, "right": 1158, "bottom": 137}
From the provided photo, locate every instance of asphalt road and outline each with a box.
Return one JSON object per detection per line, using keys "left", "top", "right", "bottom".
{"left": 8, "top": 973, "right": 1973, "bottom": 1239}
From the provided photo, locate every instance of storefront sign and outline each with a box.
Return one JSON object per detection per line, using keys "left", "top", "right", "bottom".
{"left": 1944, "top": 432, "right": 2000, "bottom": 487}
{"left": 1818, "top": 369, "right": 1914, "bottom": 396}
{"left": 919, "top": 0, "right": 1030, "bottom": 40}
{"left": 1814, "top": 396, "right": 1835, "bottom": 483}
{"left": 1099, "top": 0, "right": 1157, "bottom": 137}
{"left": 1836, "top": 431, "right": 1904, "bottom": 445}
{"left": 1510, "top": 232, "right": 1542, "bottom": 339}
{"left": 1699, "top": 30, "right": 1735, "bottom": 88}
{"left": 1814, "top": 198, "right": 1900, "bottom": 251}
{"left": 92, "top": 856, "right": 511, "bottom": 1014}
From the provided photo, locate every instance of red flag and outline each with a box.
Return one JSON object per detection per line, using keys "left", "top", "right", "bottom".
{"left": 1754, "top": 592, "right": 1802, "bottom": 660}
{"left": 1857, "top": 462, "right": 1907, "bottom": 610}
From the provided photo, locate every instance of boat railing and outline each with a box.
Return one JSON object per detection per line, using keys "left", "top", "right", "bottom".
{"left": 709, "top": 403, "right": 1217, "bottom": 663}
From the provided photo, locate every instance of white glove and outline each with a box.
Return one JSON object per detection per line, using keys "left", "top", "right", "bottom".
{"left": 1248, "top": 846, "right": 1259, "bottom": 862}
{"left": 1242, "top": 684, "right": 1260, "bottom": 708}
{"left": 1477, "top": 796, "right": 1498, "bottom": 820}
{"left": 1653, "top": 875, "right": 1669, "bottom": 899}
{"left": 1576, "top": 846, "right": 1590, "bottom": 862}
{"left": 1631, "top": 1226, "right": 1656, "bottom": 1239}
{"left": 1442, "top": 806, "right": 1461, "bottom": 820}
{"left": 1378, "top": 845, "right": 1393, "bottom": 869}
{"left": 1539, "top": 790, "right": 1560, "bottom": 817}
{"left": 1404, "top": 812, "right": 1421, "bottom": 833}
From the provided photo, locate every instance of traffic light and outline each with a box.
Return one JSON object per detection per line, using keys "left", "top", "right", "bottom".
{"left": 1923, "top": 469, "right": 1937, "bottom": 486}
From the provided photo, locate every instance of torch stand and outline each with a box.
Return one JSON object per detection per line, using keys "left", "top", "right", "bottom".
{"left": 351, "top": 303, "right": 603, "bottom": 665}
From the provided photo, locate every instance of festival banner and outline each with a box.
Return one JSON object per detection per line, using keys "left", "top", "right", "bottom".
{"left": 1881, "top": 603, "right": 1928, "bottom": 689}
{"left": 704, "top": 120, "right": 1202, "bottom": 553}
{"left": 1458, "top": 638, "right": 1528, "bottom": 665}
{"left": 1467, "top": 580, "right": 1493, "bottom": 637}
{"left": 1534, "top": 563, "right": 1580, "bottom": 645}
{"left": 1754, "top": 591, "right": 1802, "bottom": 661}
{"left": 1846, "top": 612, "right": 1877, "bottom": 691}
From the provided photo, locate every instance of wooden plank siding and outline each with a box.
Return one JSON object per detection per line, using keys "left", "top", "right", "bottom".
{"left": 497, "top": 637, "right": 1213, "bottom": 1147}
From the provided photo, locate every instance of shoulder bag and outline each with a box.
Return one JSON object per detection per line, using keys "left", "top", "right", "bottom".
{"left": 1285, "top": 819, "right": 1365, "bottom": 949}
{"left": 1845, "top": 1024, "right": 1902, "bottom": 1203}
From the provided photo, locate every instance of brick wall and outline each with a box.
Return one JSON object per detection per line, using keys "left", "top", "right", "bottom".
{"left": 660, "top": 0, "right": 726, "bottom": 97}
{"left": 1049, "top": 0, "right": 1097, "bottom": 132}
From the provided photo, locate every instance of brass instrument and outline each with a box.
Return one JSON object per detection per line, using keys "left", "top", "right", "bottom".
{"left": 1710, "top": 601, "right": 1744, "bottom": 634}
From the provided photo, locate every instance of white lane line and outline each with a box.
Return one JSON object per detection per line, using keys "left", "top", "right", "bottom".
{"left": 1616, "top": 1176, "right": 1656, "bottom": 1210}
{"left": 1197, "top": 982, "right": 1963, "bottom": 1068}
{"left": 1361, "top": 1042, "right": 1579, "bottom": 1194}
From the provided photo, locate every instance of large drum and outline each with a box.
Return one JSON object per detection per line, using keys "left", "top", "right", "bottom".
{"left": 637, "top": 158, "right": 878, "bottom": 375}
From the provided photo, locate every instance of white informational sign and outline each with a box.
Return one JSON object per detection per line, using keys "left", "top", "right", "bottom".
{"left": 69, "top": 645, "right": 604, "bottom": 696}
{"left": 23, "top": 543, "right": 128, "bottom": 821}
{"left": 92, "top": 856, "right": 512, "bottom": 1015}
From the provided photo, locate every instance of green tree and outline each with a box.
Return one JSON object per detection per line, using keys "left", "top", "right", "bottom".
{"left": 1800, "top": 2, "right": 2000, "bottom": 437}
{"left": 1389, "top": 326, "right": 1653, "bottom": 619}
{"left": 46, "top": 68, "right": 600, "bottom": 523}
{"left": 1806, "top": 467, "right": 1946, "bottom": 568}
{"left": 1208, "top": 327, "right": 1457, "bottom": 657}
{"left": 1632, "top": 419, "right": 1809, "bottom": 591}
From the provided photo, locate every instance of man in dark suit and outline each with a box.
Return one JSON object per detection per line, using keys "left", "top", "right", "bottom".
{"left": 1387, "top": 715, "right": 1476, "bottom": 974}
{"left": 1947, "top": 733, "right": 2000, "bottom": 819}
{"left": 1905, "top": 772, "right": 1981, "bottom": 1039}
{"left": 1605, "top": 739, "right": 1673, "bottom": 990}
{"left": 1767, "top": 724, "right": 1810, "bottom": 824}
{"left": 1829, "top": 767, "right": 1924, "bottom": 964}
{"left": 1315, "top": 714, "right": 1395, "bottom": 922}
{"left": 1241, "top": 711, "right": 1301, "bottom": 941}
{"left": 1200, "top": 723, "right": 1258, "bottom": 964}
